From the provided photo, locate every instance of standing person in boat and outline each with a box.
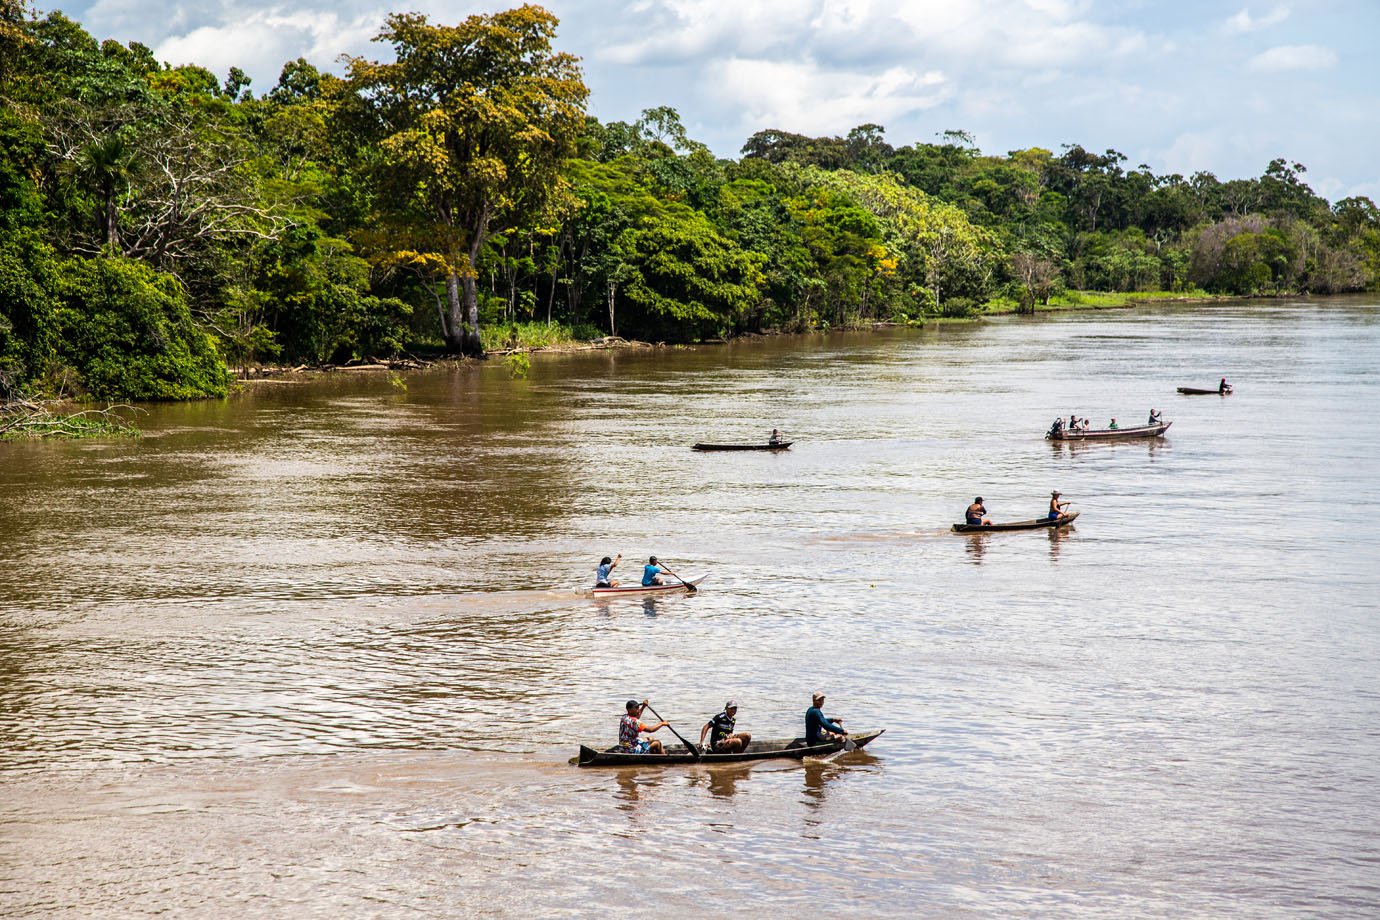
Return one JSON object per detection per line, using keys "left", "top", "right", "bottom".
{"left": 619, "top": 699, "right": 668, "bottom": 754}
{"left": 1108, "top": 418, "right": 1118, "bottom": 429}
{"left": 642, "top": 555, "right": 668, "bottom": 586}
{"left": 595, "top": 553, "right": 621, "bottom": 588}
{"left": 699, "top": 700, "right": 752, "bottom": 754}
{"left": 1047, "top": 490, "right": 1071, "bottom": 521}
{"left": 805, "top": 692, "right": 847, "bottom": 745}
{"left": 966, "top": 497, "right": 992, "bottom": 527}
{"left": 769, "top": 428, "right": 784, "bottom": 446}
{"left": 1148, "top": 408, "right": 1162, "bottom": 426}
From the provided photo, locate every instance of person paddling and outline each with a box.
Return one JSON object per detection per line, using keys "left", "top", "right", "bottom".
{"left": 699, "top": 700, "right": 751, "bottom": 753}
{"left": 595, "top": 553, "right": 621, "bottom": 588}
{"left": 805, "top": 692, "right": 847, "bottom": 745}
{"left": 619, "top": 699, "right": 668, "bottom": 754}
{"left": 1148, "top": 408, "right": 1162, "bottom": 426}
{"left": 1108, "top": 418, "right": 1118, "bottom": 429}
{"left": 769, "top": 428, "right": 784, "bottom": 446}
{"left": 642, "top": 555, "right": 668, "bottom": 586}
{"left": 966, "top": 497, "right": 991, "bottom": 527}
{"left": 1219, "top": 377, "right": 1231, "bottom": 394}
{"left": 1048, "top": 490, "right": 1071, "bottom": 521}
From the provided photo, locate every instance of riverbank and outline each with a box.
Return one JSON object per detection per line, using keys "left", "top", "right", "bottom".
{"left": 229, "top": 291, "right": 1243, "bottom": 384}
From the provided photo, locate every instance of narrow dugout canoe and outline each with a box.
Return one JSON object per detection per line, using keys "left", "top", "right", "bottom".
{"left": 952, "top": 511, "right": 1080, "bottom": 533}
{"left": 575, "top": 729, "right": 884, "bottom": 766}
{"left": 589, "top": 576, "right": 705, "bottom": 597}
{"left": 692, "top": 442, "right": 792, "bottom": 451}
{"left": 1047, "top": 422, "right": 1171, "bottom": 441}
{"left": 1177, "top": 386, "right": 1232, "bottom": 395}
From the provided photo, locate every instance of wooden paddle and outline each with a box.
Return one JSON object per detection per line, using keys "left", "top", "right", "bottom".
{"left": 643, "top": 702, "right": 701, "bottom": 761}
{"left": 658, "top": 562, "right": 696, "bottom": 593}
{"left": 839, "top": 720, "right": 857, "bottom": 752}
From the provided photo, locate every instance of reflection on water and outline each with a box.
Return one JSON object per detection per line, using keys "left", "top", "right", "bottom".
{"left": 3, "top": 299, "right": 1380, "bottom": 917}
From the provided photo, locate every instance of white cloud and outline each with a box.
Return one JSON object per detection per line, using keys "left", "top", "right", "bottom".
{"left": 705, "top": 57, "right": 949, "bottom": 137}
{"left": 1248, "top": 44, "right": 1338, "bottom": 72}
{"left": 1225, "top": 5, "right": 1290, "bottom": 33}
{"left": 153, "top": 8, "right": 380, "bottom": 84}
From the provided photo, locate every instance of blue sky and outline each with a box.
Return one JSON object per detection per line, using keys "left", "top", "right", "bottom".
{"left": 49, "top": 0, "right": 1380, "bottom": 201}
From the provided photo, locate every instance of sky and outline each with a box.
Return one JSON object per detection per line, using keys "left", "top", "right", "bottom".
{"left": 47, "top": 0, "right": 1380, "bottom": 202}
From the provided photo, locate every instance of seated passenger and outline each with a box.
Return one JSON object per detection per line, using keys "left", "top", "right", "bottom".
{"left": 966, "top": 497, "right": 991, "bottom": 526}
{"left": 699, "top": 700, "right": 751, "bottom": 753}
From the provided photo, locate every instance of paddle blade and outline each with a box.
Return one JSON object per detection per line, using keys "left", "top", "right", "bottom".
{"left": 842, "top": 738, "right": 857, "bottom": 752}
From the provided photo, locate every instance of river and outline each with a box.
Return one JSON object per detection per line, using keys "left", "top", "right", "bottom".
{"left": 2, "top": 298, "right": 1378, "bottom": 917}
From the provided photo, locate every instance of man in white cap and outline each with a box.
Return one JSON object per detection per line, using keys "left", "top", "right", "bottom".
{"left": 700, "top": 700, "right": 751, "bottom": 753}
{"left": 805, "top": 692, "right": 847, "bottom": 745}
{"left": 1048, "top": 490, "right": 1071, "bottom": 521}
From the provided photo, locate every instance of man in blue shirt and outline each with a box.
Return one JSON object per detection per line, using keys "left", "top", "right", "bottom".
{"left": 805, "top": 692, "right": 847, "bottom": 745}
{"left": 642, "top": 555, "right": 666, "bottom": 586}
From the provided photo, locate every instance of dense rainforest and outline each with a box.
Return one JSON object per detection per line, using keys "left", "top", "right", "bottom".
{"left": 2, "top": 2, "right": 1379, "bottom": 402}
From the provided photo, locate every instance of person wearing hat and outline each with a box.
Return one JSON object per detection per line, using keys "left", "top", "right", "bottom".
{"left": 618, "top": 699, "right": 668, "bottom": 754}
{"left": 699, "top": 700, "right": 751, "bottom": 754}
{"left": 965, "top": 496, "right": 991, "bottom": 527}
{"left": 805, "top": 692, "right": 847, "bottom": 746}
{"left": 1048, "top": 490, "right": 1071, "bottom": 521}
{"left": 641, "top": 555, "right": 666, "bottom": 586}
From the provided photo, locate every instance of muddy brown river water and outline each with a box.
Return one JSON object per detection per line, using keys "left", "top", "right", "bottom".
{"left": 2, "top": 299, "right": 1378, "bottom": 917}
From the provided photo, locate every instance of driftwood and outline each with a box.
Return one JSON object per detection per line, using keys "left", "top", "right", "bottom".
{"left": 0, "top": 402, "right": 143, "bottom": 439}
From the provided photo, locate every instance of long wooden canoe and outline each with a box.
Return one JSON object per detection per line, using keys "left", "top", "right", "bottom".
{"left": 952, "top": 511, "right": 1080, "bottom": 533}
{"left": 1177, "top": 386, "right": 1231, "bottom": 395}
{"left": 1047, "top": 422, "right": 1171, "bottom": 441}
{"left": 590, "top": 576, "right": 705, "bottom": 597}
{"left": 575, "top": 729, "right": 884, "bottom": 766}
{"left": 692, "top": 442, "right": 792, "bottom": 451}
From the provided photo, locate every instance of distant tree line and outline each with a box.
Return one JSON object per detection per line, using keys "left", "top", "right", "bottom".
{"left": 2, "top": 2, "right": 1378, "bottom": 400}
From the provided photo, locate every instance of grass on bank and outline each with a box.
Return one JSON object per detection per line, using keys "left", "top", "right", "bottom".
{"left": 480, "top": 321, "right": 604, "bottom": 352}
{"left": 983, "top": 288, "right": 1222, "bottom": 313}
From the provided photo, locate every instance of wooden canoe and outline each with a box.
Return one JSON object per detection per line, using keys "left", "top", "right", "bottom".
{"left": 692, "top": 442, "right": 792, "bottom": 451}
{"left": 952, "top": 511, "right": 1080, "bottom": 533}
{"left": 1047, "top": 422, "right": 1171, "bottom": 441}
{"left": 575, "top": 729, "right": 884, "bottom": 766}
{"left": 1177, "top": 386, "right": 1231, "bottom": 395}
{"left": 590, "top": 576, "right": 705, "bottom": 597}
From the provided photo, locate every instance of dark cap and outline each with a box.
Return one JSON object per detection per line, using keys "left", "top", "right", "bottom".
{"left": 626, "top": 699, "right": 640, "bottom": 710}
{"left": 974, "top": 496, "right": 983, "bottom": 503}
{"left": 649, "top": 555, "right": 658, "bottom": 563}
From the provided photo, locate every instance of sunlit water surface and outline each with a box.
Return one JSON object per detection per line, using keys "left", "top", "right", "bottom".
{"left": 2, "top": 298, "right": 1379, "bottom": 917}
